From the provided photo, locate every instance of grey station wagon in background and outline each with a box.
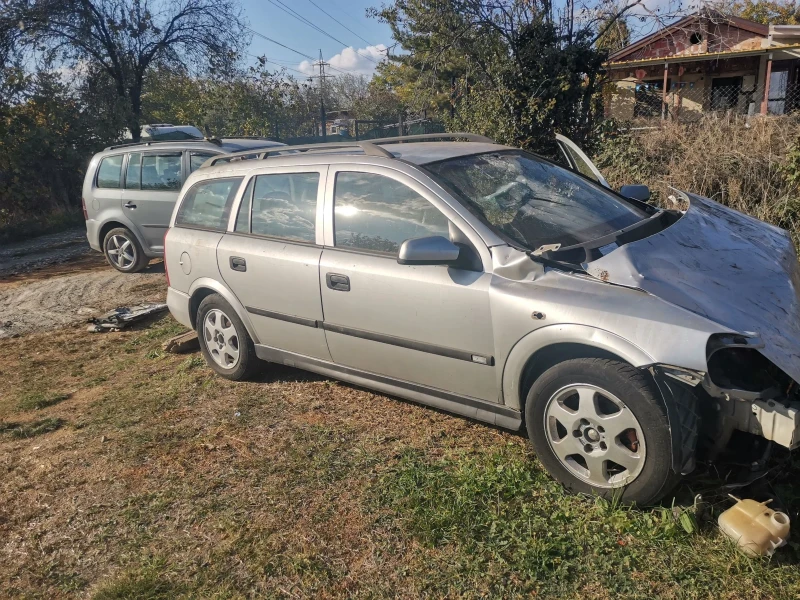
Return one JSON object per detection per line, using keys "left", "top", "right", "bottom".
{"left": 82, "top": 136, "right": 285, "bottom": 272}
{"left": 163, "top": 133, "right": 800, "bottom": 505}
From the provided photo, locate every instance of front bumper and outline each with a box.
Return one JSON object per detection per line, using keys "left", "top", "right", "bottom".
{"left": 167, "top": 287, "right": 192, "bottom": 329}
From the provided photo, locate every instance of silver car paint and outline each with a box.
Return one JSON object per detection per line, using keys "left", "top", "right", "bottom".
{"left": 584, "top": 192, "right": 800, "bottom": 385}
{"left": 84, "top": 140, "right": 284, "bottom": 257}
{"left": 164, "top": 143, "right": 791, "bottom": 428}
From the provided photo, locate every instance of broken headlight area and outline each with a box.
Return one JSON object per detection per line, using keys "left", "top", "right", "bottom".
{"left": 697, "top": 335, "right": 800, "bottom": 457}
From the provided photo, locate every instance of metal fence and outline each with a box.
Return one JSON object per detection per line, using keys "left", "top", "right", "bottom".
{"left": 604, "top": 80, "right": 800, "bottom": 124}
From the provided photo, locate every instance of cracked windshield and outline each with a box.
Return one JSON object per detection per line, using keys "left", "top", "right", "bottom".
{"left": 426, "top": 151, "right": 647, "bottom": 249}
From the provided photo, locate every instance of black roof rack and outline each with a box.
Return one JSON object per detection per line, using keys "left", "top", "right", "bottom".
{"left": 202, "top": 132, "right": 495, "bottom": 168}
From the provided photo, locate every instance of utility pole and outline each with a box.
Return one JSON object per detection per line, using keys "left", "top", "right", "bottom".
{"left": 310, "top": 50, "right": 333, "bottom": 142}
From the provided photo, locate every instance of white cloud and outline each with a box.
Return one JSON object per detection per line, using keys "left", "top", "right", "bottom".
{"left": 298, "top": 44, "right": 387, "bottom": 78}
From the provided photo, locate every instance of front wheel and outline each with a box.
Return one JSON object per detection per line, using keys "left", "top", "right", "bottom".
{"left": 526, "top": 358, "right": 678, "bottom": 505}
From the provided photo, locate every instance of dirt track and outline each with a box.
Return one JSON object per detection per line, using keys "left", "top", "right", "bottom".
{"left": 0, "top": 230, "right": 166, "bottom": 338}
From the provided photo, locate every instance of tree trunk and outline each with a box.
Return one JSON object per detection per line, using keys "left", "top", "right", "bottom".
{"left": 127, "top": 82, "right": 143, "bottom": 142}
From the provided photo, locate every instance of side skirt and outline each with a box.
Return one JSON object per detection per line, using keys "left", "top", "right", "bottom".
{"left": 254, "top": 344, "right": 522, "bottom": 430}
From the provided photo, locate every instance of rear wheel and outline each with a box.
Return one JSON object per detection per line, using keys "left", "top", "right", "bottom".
{"left": 196, "top": 294, "right": 260, "bottom": 381}
{"left": 525, "top": 358, "right": 678, "bottom": 505}
{"left": 103, "top": 227, "right": 149, "bottom": 273}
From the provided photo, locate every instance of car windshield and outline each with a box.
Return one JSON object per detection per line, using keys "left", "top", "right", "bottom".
{"left": 424, "top": 150, "right": 648, "bottom": 249}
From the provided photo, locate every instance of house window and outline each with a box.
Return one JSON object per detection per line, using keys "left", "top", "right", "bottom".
{"left": 768, "top": 70, "right": 790, "bottom": 115}
{"left": 711, "top": 77, "right": 743, "bottom": 111}
{"left": 634, "top": 80, "right": 668, "bottom": 117}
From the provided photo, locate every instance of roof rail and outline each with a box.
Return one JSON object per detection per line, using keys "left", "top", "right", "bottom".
{"left": 103, "top": 138, "right": 221, "bottom": 151}
{"left": 203, "top": 141, "right": 393, "bottom": 167}
{"left": 369, "top": 132, "right": 495, "bottom": 144}
{"left": 200, "top": 132, "right": 495, "bottom": 168}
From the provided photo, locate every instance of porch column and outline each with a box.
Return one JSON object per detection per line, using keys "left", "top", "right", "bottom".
{"left": 662, "top": 62, "right": 669, "bottom": 121}
{"left": 761, "top": 53, "right": 773, "bottom": 115}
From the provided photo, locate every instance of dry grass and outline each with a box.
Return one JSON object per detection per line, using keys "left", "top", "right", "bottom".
{"left": 595, "top": 114, "right": 800, "bottom": 243}
{"left": 1, "top": 316, "right": 799, "bottom": 599}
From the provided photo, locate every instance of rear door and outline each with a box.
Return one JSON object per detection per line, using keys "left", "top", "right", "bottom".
{"left": 122, "top": 150, "right": 184, "bottom": 251}
{"left": 216, "top": 165, "right": 331, "bottom": 360}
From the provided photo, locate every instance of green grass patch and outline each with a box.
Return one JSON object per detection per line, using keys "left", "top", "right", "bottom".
{"left": 0, "top": 417, "right": 66, "bottom": 438}
{"left": 372, "top": 446, "right": 798, "bottom": 597}
{"left": 18, "top": 391, "right": 71, "bottom": 411}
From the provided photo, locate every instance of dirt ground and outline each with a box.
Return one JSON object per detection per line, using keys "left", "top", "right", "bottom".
{"left": 1, "top": 231, "right": 798, "bottom": 599}
{"left": 0, "top": 233, "right": 166, "bottom": 339}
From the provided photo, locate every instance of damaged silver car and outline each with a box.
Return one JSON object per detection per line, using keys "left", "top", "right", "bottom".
{"left": 164, "top": 133, "right": 800, "bottom": 505}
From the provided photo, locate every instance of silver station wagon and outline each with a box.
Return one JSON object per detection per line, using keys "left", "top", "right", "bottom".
{"left": 164, "top": 133, "right": 800, "bottom": 505}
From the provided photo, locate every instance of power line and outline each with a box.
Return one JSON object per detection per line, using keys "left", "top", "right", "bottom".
{"left": 304, "top": 0, "right": 374, "bottom": 47}
{"left": 265, "top": 0, "right": 380, "bottom": 65}
{"left": 247, "top": 28, "right": 315, "bottom": 61}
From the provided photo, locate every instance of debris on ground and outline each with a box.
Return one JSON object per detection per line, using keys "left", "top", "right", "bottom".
{"left": 87, "top": 303, "right": 168, "bottom": 332}
{"left": 718, "top": 495, "right": 790, "bottom": 557}
{"left": 162, "top": 330, "right": 199, "bottom": 353}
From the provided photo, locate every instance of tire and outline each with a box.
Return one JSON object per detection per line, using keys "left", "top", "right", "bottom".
{"left": 103, "top": 227, "right": 149, "bottom": 273}
{"left": 196, "top": 294, "right": 260, "bottom": 381}
{"left": 525, "top": 358, "right": 678, "bottom": 506}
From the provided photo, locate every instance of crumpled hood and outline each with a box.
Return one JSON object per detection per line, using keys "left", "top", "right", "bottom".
{"left": 583, "top": 192, "right": 800, "bottom": 383}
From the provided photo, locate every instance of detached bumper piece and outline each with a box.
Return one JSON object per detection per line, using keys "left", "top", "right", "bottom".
{"left": 87, "top": 303, "right": 168, "bottom": 332}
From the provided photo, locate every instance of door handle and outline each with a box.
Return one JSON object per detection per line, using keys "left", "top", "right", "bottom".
{"left": 230, "top": 256, "right": 247, "bottom": 272}
{"left": 326, "top": 273, "right": 350, "bottom": 292}
{"left": 124, "top": 202, "right": 137, "bottom": 209}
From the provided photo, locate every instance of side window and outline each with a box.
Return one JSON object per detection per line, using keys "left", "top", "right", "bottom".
{"left": 125, "top": 152, "right": 141, "bottom": 189}
{"left": 96, "top": 155, "right": 123, "bottom": 189}
{"left": 235, "top": 178, "right": 254, "bottom": 233}
{"left": 561, "top": 144, "right": 600, "bottom": 183}
{"left": 141, "top": 153, "right": 182, "bottom": 190}
{"left": 250, "top": 172, "right": 319, "bottom": 243}
{"left": 190, "top": 152, "right": 217, "bottom": 173}
{"left": 333, "top": 172, "right": 450, "bottom": 254}
{"left": 175, "top": 177, "right": 243, "bottom": 231}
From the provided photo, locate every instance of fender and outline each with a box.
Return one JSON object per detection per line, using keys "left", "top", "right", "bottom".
{"left": 93, "top": 210, "right": 152, "bottom": 256}
{"left": 501, "top": 323, "right": 655, "bottom": 411}
{"left": 188, "top": 277, "right": 261, "bottom": 345}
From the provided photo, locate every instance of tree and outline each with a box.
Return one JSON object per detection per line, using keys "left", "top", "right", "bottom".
{"left": 1, "top": 0, "right": 248, "bottom": 140}
{"left": 729, "top": 0, "right": 800, "bottom": 24}
{"left": 597, "top": 13, "right": 631, "bottom": 53}
{"left": 375, "top": 0, "right": 646, "bottom": 151}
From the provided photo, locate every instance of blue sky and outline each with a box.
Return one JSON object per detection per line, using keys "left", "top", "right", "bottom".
{"left": 239, "top": 0, "right": 395, "bottom": 79}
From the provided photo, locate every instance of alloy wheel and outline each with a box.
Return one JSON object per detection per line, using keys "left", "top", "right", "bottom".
{"left": 203, "top": 309, "right": 240, "bottom": 369}
{"left": 106, "top": 234, "right": 136, "bottom": 269}
{"left": 543, "top": 384, "right": 646, "bottom": 488}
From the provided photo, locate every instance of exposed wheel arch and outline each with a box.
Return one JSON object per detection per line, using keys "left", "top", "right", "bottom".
{"left": 501, "top": 324, "right": 655, "bottom": 412}
{"left": 519, "top": 343, "right": 627, "bottom": 414}
{"left": 189, "top": 287, "right": 217, "bottom": 329}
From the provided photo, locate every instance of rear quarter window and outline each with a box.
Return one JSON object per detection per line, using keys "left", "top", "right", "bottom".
{"left": 175, "top": 177, "right": 243, "bottom": 231}
{"left": 96, "top": 155, "right": 123, "bottom": 189}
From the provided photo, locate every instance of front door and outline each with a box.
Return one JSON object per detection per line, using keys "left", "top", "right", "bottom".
{"left": 122, "top": 150, "right": 184, "bottom": 252}
{"left": 216, "top": 165, "right": 331, "bottom": 360}
{"left": 555, "top": 134, "right": 610, "bottom": 188}
{"left": 318, "top": 165, "right": 498, "bottom": 402}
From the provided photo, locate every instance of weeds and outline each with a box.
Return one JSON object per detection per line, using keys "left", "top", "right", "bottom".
{"left": 17, "top": 391, "right": 71, "bottom": 411}
{"left": 0, "top": 417, "right": 65, "bottom": 438}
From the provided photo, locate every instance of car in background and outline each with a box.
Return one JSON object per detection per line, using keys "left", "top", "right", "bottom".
{"left": 161, "top": 133, "right": 800, "bottom": 505}
{"left": 82, "top": 136, "right": 285, "bottom": 272}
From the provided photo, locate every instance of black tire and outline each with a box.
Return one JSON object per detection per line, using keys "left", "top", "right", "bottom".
{"left": 196, "top": 294, "right": 261, "bottom": 381}
{"left": 103, "top": 227, "right": 149, "bottom": 273}
{"left": 525, "top": 358, "right": 679, "bottom": 506}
